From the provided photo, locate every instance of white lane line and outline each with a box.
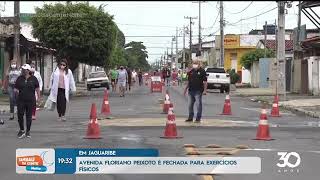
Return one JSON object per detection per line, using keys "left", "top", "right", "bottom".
{"left": 244, "top": 149, "right": 320, "bottom": 154}
{"left": 241, "top": 107, "right": 295, "bottom": 116}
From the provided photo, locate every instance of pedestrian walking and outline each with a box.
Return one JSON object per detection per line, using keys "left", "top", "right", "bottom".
{"left": 2, "top": 60, "right": 21, "bottom": 120}
{"left": 183, "top": 59, "right": 207, "bottom": 123}
{"left": 109, "top": 67, "right": 118, "bottom": 92}
{"left": 117, "top": 66, "right": 128, "bottom": 97}
{"left": 14, "top": 64, "right": 40, "bottom": 138}
{"left": 138, "top": 69, "right": 143, "bottom": 86}
{"left": 48, "top": 59, "right": 76, "bottom": 122}
{"left": 162, "top": 65, "right": 171, "bottom": 86}
{"left": 177, "top": 69, "right": 182, "bottom": 86}
{"left": 132, "top": 69, "right": 137, "bottom": 84}
{"left": 30, "top": 62, "right": 43, "bottom": 120}
{"left": 126, "top": 67, "right": 132, "bottom": 91}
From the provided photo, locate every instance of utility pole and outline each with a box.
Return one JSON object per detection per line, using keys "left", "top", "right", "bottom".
{"left": 171, "top": 38, "right": 173, "bottom": 68}
{"left": 296, "top": 1, "right": 302, "bottom": 51}
{"left": 13, "top": 1, "right": 20, "bottom": 65}
{"left": 175, "top": 27, "right": 178, "bottom": 68}
{"left": 198, "top": 1, "right": 202, "bottom": 56}
{"left": 264, "top": 21, "right": 267, "bottom": 58}
{"left": 182, "top": 26, "right": 186, "bottom": 70}
{"left": 219, "top": 1, "right": 224, "bottom": 67}
{"left": 277, "top": 1, "right": 286, "bottom": 100}
{"left": 184, "top": 16, "right": 197, "bottom": 66}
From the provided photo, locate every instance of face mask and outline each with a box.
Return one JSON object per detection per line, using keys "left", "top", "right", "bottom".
{"left": 11, "top": 64, "right": 17, "bottom": 69}
{"left": 192, "top": 64, "right": 199, "bottom": 69}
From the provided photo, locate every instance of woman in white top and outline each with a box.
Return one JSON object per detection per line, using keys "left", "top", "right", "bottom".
{"left": 48, "top": 59, "right": 76, "bottom": 121}
{"left": 30, "top": 62, "right": 43, "bottom": 120}
{"left": 2, "top": 60, "right": 21, "bottom": 120}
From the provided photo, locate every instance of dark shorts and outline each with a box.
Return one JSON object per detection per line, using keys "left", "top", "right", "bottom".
{"left": 111, "top": 79, "right": 116, "bottom": 83}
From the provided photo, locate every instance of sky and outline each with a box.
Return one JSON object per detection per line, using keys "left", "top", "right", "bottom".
{"left": 0, "top": 1, "right": 318, "bottom": 64}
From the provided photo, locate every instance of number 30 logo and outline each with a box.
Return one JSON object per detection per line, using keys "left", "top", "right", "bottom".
{"left": 277, "top": 152, "right": 301, "bottom": 168}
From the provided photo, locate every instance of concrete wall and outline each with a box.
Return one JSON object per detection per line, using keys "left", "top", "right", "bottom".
{"left": 307, "top": 56, "right": 320, "bottom": 95}
{"left": 250, "top": 61, "right": 260, "bottom": 87}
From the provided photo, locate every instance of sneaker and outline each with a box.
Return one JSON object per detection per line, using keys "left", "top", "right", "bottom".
{"left": 32, "top": 116, "right": 36, "bottom": 120}
{"left": 9, "top": 113, "right": 14, "bottom": 120}
{"left": 185, "top": 119, "right": 193, "bottom": 122}
{"left": 25, "top": 131, "right": 31, "bottom": 138}
{"left": 17, "top": 130, "right": 25, "bottom": 139}
{"left": 57, "top": 117, "right": 62, "bottom": 121}
{"left": 61, "top": 116, "right": 66, "bottom": 122}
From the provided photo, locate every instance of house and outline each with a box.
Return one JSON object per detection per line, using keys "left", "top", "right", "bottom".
{"left": 300, "top": 36, "right": 320, "bottom": 95}
{"left": 1, "top": 14, "right": 56, "bottom": 91}
{"left": 191, "top": 41, "right": 216, "bottom": 67}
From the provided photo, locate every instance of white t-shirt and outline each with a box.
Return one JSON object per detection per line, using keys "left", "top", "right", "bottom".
{"left": 117, "top": 69, "right": 127, "bottom": 83}
{"left": 132, "top": 71, "right": 137, "bottom": 78}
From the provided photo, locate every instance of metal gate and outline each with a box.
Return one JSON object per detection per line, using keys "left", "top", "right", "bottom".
{"left": 259, "top": 58, "right": 271, "bottom": 88}
{"left": 285, "top": 58, "right": 292, "bottom": 92}
{"left": 301, "top": 59, "right": 308, "bottom": 94}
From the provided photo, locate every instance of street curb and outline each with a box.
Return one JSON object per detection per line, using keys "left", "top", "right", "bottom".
{"left": 250, "top": 98, "right": 320, "bottom": 119}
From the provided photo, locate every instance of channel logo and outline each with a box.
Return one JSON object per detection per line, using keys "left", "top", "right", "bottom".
{"left": 16, "top": 148, "right": 55, "bottom": 174}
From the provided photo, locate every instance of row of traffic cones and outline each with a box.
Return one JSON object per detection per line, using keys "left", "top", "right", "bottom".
{"left": 220, "top": 94, "right": 281, "bottom": 117}
{"left": 83, "top": 86, "right": 280, "bottom": 141}
{"left": 84, "top": 88, "right": 111, "bottom": 139}
{"left": 161, "top": 90, "right": 182, "bottom": 139}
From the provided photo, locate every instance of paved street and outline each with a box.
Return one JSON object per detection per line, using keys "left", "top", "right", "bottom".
{"left": 1, "top": 83, "right": 320, "bottom": 180}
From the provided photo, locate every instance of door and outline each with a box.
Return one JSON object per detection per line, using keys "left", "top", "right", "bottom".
{"left": 231, "top": 53, "right": 237, "bottom": 71}
{"left": 301, "top": 59, "right": 308, "bottom": 94}
{"left": 285, "top": 58, "right": 292, "bottom": 92}
{"left": 259, "top": 58, "right": 271, "bottom": 88}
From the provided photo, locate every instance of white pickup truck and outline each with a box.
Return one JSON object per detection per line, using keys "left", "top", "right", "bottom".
{"left": 205, "top": 67, "right": 230, "bottom": 93}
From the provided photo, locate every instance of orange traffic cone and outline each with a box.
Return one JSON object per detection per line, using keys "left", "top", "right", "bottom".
{"left": 162, "top": 91, "right": 172, "bottom": 114}
{"left": 254, "top": 105, "right": 273, "bottom": 141}
{"left": 101, "top": 88, "right": 111, "bottom": 116}
{"left": 161, "top": 104, "right": 182, "bottom": 139}
{"left": 221, "top": 94, "right": 232, "bottom": 115}
{"left": 84, "top": 103, "right": 102, "bottom": 139}
{"left": 271, "top": 95, "right": 281, "bottom": 117}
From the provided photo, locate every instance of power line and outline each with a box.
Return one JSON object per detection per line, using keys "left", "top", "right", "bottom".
{"left": 117, "top": 23, "right": 177, "bottom": 28}
{"left": 224, "top": 1, "right": 254, "bottom": 14}
{"left": 125, "top": 35, "right": 212, "bottom": 37}
{"left": 227, "top": 7, "right": 277, "bottom": 26}
{"left": 202, "top": 10, "right": 220, "bottom": 30}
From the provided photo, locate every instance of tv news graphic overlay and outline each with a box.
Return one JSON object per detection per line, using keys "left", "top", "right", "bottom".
{"left": 16, "top": 149, "right": 261, "bottom": 174}
{"left": 16, "top": 148, "right": 55, "bottom": 174}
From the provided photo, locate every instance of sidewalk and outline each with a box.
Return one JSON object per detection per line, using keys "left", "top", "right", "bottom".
{"left": 171, "top": 85, "right": 320, "bottom": 119}
{"left": 238, "top": 88, "right": 320, "bottom": 118}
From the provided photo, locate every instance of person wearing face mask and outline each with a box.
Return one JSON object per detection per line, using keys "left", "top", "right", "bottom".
{"left": 2, "top": 60, "right": 21, "bottom": 120}
{"left": 183, "top": 59, "right": 207, "bottom": 123}
{"left": 48, "top": 59, "right": 76, "bottom": 122}
{"left": 30, "top": 63, "right": 43, "bottom": 120}
{"left": 14, "top": 64, "right": 40, "bottom": 138}
{"left": 117, "top": 66, "right": 128, "bottom": 97}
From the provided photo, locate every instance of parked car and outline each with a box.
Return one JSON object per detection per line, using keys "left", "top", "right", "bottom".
{"left": 86, "top": 71, "right": 110, "bottom": 91}
{"left": 205, "top": 67, "right": 230, "bottom": 93}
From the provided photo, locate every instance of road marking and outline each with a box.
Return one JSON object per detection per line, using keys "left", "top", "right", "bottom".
{"left": 241, "top": 107, "right": 295, "bottom": 116}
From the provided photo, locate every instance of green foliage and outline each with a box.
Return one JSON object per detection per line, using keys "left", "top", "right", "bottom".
{"left": 124, "top": 41, "right": 150, "bottom": 71}
{"left": 31, "top": 3, "right": 118, "bottom": 70}
{"left": 240, "top": 49, "right": 275, "bottom": 70}
{"left": 226, "top": 69, "right": 240, "bottom": 84}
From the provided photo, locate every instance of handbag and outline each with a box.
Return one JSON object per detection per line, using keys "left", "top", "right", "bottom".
{"left": 44, "top": 98, "right": 56, "bottom": 111}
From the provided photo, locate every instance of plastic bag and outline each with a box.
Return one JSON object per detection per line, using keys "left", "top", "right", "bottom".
{"left": 44, "top": 98, "right": 56, "bottom": 111}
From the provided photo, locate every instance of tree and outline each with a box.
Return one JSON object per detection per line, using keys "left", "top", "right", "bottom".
{"left": 240, "top": 48, "right": 275, "bottom": 70}
{"left": 31, "top": 3, "right": 118, "bottom": 71}
{"left": 124, "top": 41, "right": 150, "bottom": 71}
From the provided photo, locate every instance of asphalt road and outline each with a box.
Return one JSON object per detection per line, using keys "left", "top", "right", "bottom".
{"left": 0, "top": 83, "right": 319, "bottom": 180}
